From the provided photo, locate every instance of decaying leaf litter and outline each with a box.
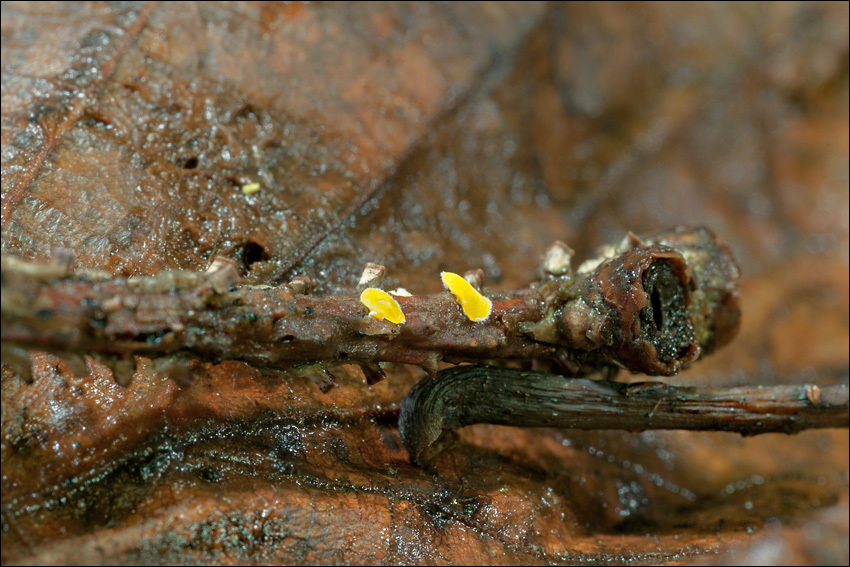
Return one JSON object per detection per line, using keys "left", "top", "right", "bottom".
{"left": 2, "top": 2, "right": 848, "bottom": 565}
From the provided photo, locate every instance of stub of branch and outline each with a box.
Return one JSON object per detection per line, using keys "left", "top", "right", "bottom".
{"left": 287, "top": 276, "right": 313, "bottom": 295}
{"left": 540, "top": 240, "right": 574, "bottom": 276}
{"left": 398, "top": 366, "right": 850, "bottom": 465}
{"left": 205, "top": 256, "right": 241, "bottom": 293}
{"left": 1, "top": 226, "right": 740, "bottom": 387}
{"left": 356, "top": 262, "right": 386, "bottom": 291}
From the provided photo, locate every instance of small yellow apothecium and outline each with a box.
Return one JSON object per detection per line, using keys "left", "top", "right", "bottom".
{"left": 360, "top": 288, "right": 406, "bottom": 324}
{"left": 441, "top": 271, "right": 492, "bottom": 322}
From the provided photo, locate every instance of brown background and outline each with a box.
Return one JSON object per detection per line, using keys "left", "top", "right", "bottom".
{"left": 2, "top": 2, "right": 848, "bottom": 564}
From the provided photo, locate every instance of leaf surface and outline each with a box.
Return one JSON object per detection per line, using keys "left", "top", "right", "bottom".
{"left": 2, "top": 2, "right": 848, "bottom": 565}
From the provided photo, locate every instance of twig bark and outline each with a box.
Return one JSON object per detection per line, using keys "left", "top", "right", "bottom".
{"left": 398, "top": 366, "right": 850, "bottom": 465}
{"left": 1, "top": 227, "right": 740, "bottom": 386}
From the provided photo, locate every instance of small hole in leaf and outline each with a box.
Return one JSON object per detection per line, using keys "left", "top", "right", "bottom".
{"left": 232, "top": 240, "right": 271, "bottom": 275}
{"left": 181, "top": 156, "right": 199, "bottom": 169}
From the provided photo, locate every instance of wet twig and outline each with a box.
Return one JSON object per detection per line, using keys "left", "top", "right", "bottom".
{"left": 399, "top": 366, "right": 850, "bottom": 465}
{"left": 3, "top": 226, "right": 845, "bottom": 468}
{"left": 1, "top": 227, "right": 740, "bottom": 386}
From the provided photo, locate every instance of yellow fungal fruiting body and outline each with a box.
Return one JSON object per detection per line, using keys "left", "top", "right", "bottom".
{"left": 241, "top": 182, "right": 261, "bottom": 195}
{"left": 441, "top": 271, "right": 492, "bottom": 322}
{"left": 360, "top": 288, "right": 406, "bottom": 324}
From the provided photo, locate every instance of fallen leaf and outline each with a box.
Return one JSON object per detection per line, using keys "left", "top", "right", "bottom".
{"left": 2, "top": 2, "right": 847, "bottom": 565}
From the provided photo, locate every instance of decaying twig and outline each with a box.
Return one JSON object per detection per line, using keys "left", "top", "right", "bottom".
{"left": 1, "top": 227, "right": 739, "bottom": 387}
{"left": 399, "top": 366, "right": 850, "bottom": 465}
{"left": 3, "top": 226, "right": 846, "bottom": 468}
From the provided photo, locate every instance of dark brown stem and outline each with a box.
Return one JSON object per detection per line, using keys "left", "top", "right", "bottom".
{"left": 1, "top": 226, "right": 740, "bottom": 385}
{"left": 398, "top": 366, "right": 850, "bottom": 465}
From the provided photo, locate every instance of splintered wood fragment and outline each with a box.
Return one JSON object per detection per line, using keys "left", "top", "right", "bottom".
{"left": 287, "top": 276, "right": 313, "bottom": 295}
{"left": 356, "top": 262, "right": 386, "bottom": 291}
{"left": 205, "top": 256, "right": 241, "bottom": 293}
{"left": 540, "top": 240, "right": 574, "bottom": 276}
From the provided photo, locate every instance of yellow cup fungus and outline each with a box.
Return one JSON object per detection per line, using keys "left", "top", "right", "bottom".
{"left": 360, "top": 288, "right": 406, "bottom": 324}
{"left": 441, "top": 271, "right": 492, "bottom": 322}
{"left": 241, "top": 182, "right": 261, "bottom": 195}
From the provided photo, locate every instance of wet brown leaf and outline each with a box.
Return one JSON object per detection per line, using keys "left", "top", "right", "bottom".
{"left": 2, "top": 2, "right": 848, "bottom": 565}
